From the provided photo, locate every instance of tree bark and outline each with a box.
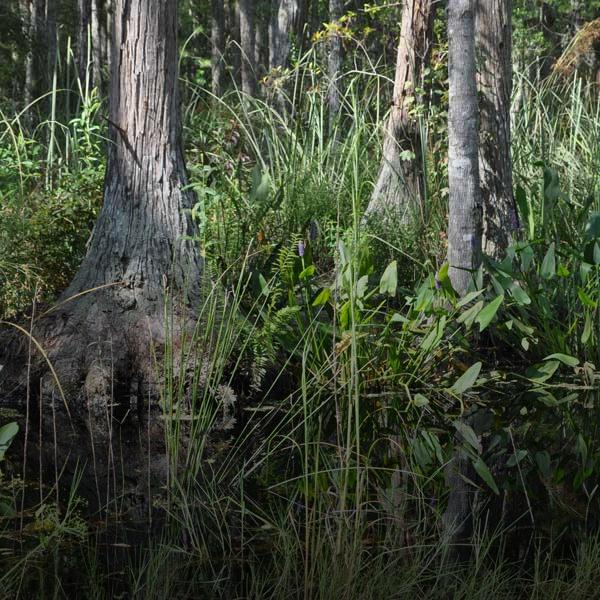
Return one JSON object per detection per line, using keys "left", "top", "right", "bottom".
{"left": 255, "top": 0, "right": 271, "bottom": 83}
{"left": 45, "top": 0, "right": 57, "bottom": 92}
{"left": 327, "top": 0, "right": 344, "bottom": 136}
{"left": 239, "top": 0, "right": 257, "bottom": 96}
{"left": 90, "top": 0, "right": 103, "bottom": 90}
{"left": 365, "top": 0, "right": 435, "bottom": 220}
{"left": 4, "top": 0, "right": 202, "bottom": 432}
{"left": 211, "top": 0, "right": 226, "bottom": 97}
{"left": 443, "top": 0, "right": 482, "bottom": 548}
{"left": 269, "top": 0, "right": 301, "bottom": 70}
{"left": 22, "top": 0, "right": 44, "bottom": 110}
{"left": 476, "top": 0, "right": 516, "bottom": 259}
{"left": 77, "top": 0, "right": 91, "bottom": 85}
{"left": 447, "top": 0, "right": 482, "bottom": 297}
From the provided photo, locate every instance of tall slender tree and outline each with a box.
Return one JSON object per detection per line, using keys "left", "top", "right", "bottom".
{"left": 90, "top": 0, "right": 103, "bottom": 89}
{"left": 365, "top": 0, "right": 435, "bottom": 219}
{"left": 447, "top": 0, "right": 482, "bottom": 296}
{"left": 476, "top": 0, "right": 516, "bottom": 258}
{"left": 239, "top": 0, "right": 257, "bottom": 96}
{"left": 443, "top": 0, "right": 482, "bottom": 547}
{"left": 269, "top": 0, "right": 302, "bottom": 71}
{"left": 211, "top": 0, "right": 226, "bottom": 97}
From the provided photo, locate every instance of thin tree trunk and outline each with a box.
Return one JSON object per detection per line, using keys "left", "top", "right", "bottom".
{"left": 77, "top": 0, "right": 91, "bottom": 85}
{"left": 476, "top": 0, "right": 516, "bottom": 258}
{"left": 447, "top": 0, "right": 482, "bottom": 298}
{"left": 270, "top": 0, "right": 301, "bottom": 70}
{"left": 211, "top": 0, "right": 226, "bottom": 97}
{"left": 239, "top": 0, "right": 257, "bottom": 96}
{"left": 255, "top": 0, "right": 271, "bottom": 82}
{"left": 328, "top": 0, "right": 344, "bottom": 136}
{"left": 105, "top": 0, "right": 113, "bottom": 71}
{"left": 45, "top": 0, "right": 57, "bottom": 87}
{"left": 229, "top": 0, "right": 241, "bottom": 85}
{"left": 91, "top": 0, "right": 102, "bottom": 90}
{"left": 365, "top": 0, "right": 435, "bottom": 220}
{"left": 444, "top": 0, "right": 482, "bottom": 548}
{"left": 23, "top": 0, "right": 44, "bottom": 110}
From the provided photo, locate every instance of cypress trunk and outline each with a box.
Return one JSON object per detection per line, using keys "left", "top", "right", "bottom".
{"left": 2, "top": 0, "right": 202, "bottom": 487}
{"left": 444, "top": 0, "right": 482, "bottom": 547}
{"left": 447, "top": 0, "right": 482, "bottom": 296}
{"left": 476, "top": 0, "right": 516, "bottom": 258}
{"left": 211, "top": 0, "right": 226, "bottom": 97}
{"left": 239, "top": 0, "right": 257, "bottom": 96}
{"left": 365, "top": 0, "right": 435, "bottom": 220}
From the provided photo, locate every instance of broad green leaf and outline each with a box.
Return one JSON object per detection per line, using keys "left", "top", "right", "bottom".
{"left": 578, "top": 288, "right": 597, "bottom": 308}
{"left": 450, "top": 362, "right": 482, "bottom": 395}
{"left": 473, "top": 456, "right": 500, "bottom": 495}
{"left": 299, "top": 265, "right": 315, "bottom": 280}
{"left": 582, "top": 313, "right": 592, "bottom": 344}
{"left": 476, "top": 295, "right": 504, "bottom": 332}
{"left": 413, "top": 394, "right": 429, "bottom": 407}
{"left": 506, "top": 449, "right": 528, "bottom": 468}
{"left": 355, "top": 275, "right": 369, "bottom": 299}
{"left": 454, "top": 421, "right": 482, "bottom": 453}
{"left": 543, "top": 353, "right": 579, "bottom": 367}
{"left": 535, "top": 451, "right": 551, "bottom": 478}
{"left": 312, "top": 287, "right": 331, "bottom": 307}
{"left": 0, "top": 422, "right": 18, "bottom": 461}
{"left": 390, "top": 312, "right": 409, "bottom": 324}
{"left": 526, "top": 360, "right": 560, "bottom": 383}
{"left": 457, "top": 300, "right": 484, "bottom": 328}
{"left": 258, "top": 274, "right": 269, "bottom": 296}
{"left": 457, "top": 289, "right": 485, "bottom": 308}
{"left": 540, "top": 243, "right": 556, "bottom": 279}
{"left": 421, "top": 316, "right": 446, "bottom": 352}
{"left": 508, "top": 281, "right": 531, "bottom": 305}
{"left": 379, "top": 261, "right": 398, "bottom": 296}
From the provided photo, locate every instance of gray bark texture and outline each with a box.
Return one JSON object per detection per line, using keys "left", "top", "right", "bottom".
{"left": 443, "top": 0, "right": 482, "bottom": 550}
{"left": 77, "top": 0, "right": 91, "bottom": 85}
{"left": 269, "top": 0, "right": 301, "bottom": 70}
{"left": 365, "top": 0, "right": 435, "bottom": 220}
{"left": 22, "top": 0, "right": 44, "bottom": 110}
{"left": 476, "top": 0, "right": 516, "bottom": 259}
{"left": 2, "top": 0, "right": 203, "bottom": 510}
{"left": 211, "top": 0, "right": 226, "bottom": 97}
{"left": 239, "top": 0, "right": 257, "bottom": 96}
{"left": 327, "top": 0, "right": 344, "bottom": 135}
{"left": 447, "top": 0, "right": 482, "bottom": 297}
{"left": 45, "top": 0, "right": 57, "bottom": 93}
{"left": 90, "top": 0, "right": 102, "bottom": 90}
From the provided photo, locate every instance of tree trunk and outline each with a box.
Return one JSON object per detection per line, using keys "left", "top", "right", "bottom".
{"left": 255, "top": 0, "right": 271, "bottom": 83}
{"left": 476, "top": 0, "right": 516, "bottom": 259}
{"left": 447, "top": 0, "right": 481, "bottom": 297}
{"left": 365, "top": 0, "right": 435, "bottom": 220}
{"left": 90, "top": 0, "right": 102, "bottom": 90}
{"left": 23, "top": 0, "right": 44, "bottom": 111}
{"left": 211, "top": 0, "right": 226, "bottom": 97}
{"left": 327, "top": 0, "right": 344, "bottom": 136}
{"left": 77, "top": 0, "right": 91, "bottom": 85}
{"left": 239, "top": 0, "right": 257, "bottom": 96}
{"left": 443, "top": 0, "right": 482, "bottom": 548}
{"left": 45, "top": 0, "right": 57, "bottom": 90}
{"left": 2, "top": 0, "right": 202, "bottom": 472}
{"left": 105, "top": 0, "right": 113, "bottom": 72}
{"left": 269, "top": 0, "right": 301, "bottom": 70}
